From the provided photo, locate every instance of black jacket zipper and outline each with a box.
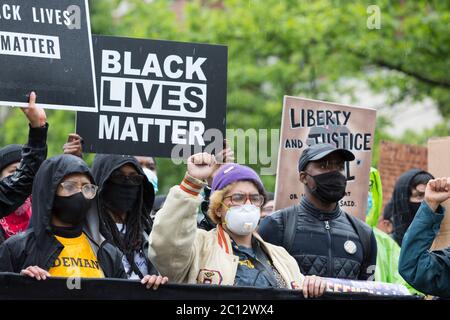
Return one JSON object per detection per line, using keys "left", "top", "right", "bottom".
{"left": 324, "top": 220, "right": 333, "bottom": 278}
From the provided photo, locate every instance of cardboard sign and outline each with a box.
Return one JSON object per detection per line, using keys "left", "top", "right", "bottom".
{"left": 275, "top": 96, "right": 376, "bottom": 220}
{"left": 428, "top": 137, "right": 450, "bottom": 250}
{"left": 0, "top": 0, "right": 97, "bottom": 112}
{"left": 76, "top": 35, "right": 227, "bottom": 158}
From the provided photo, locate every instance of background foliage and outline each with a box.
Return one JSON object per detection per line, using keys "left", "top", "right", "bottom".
{"left": 1, "top": 0, "right": 449, "bottom": 194}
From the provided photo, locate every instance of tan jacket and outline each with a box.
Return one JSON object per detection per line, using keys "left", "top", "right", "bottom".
{"left": 148, "top": 178, "right": 304, "bottom": 288}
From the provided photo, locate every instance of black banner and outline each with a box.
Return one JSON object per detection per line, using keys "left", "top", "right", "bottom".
{"left": 76, "top": 35, "right": 228, "bottom": 158}
{"left": 0, "top": 273, "right": 421, "bottom": 300}
{"left": 0, "top": 0, "right": 97, "bottom": 112}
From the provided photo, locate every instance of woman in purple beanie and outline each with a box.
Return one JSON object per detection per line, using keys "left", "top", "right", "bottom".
{"left": 148, "top": 152, "right": 326, "bottom": 298}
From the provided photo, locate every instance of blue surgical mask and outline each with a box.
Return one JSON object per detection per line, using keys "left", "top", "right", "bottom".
{"left": 366, "top": 192, "right": 373, "bottom": 216}
{"left": 143, "top": 167, "right": 158, "bottom": 194}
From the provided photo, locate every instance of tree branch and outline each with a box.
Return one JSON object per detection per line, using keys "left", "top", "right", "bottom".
{"left": 351, "top": 51, "right": 450, "bottom": 89}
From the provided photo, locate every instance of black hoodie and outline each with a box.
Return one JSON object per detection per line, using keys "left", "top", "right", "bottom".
{"left": 0, "top": 154, "right": 126, "bottom": 278}
{"left": 384, "top": 168, "right": 434, "bottom": 246}
{"left": 0, "top": 125, "right": 47, "bottom": 217}
{"left": 91, "top": 154, "right": 155, "bottom": 278}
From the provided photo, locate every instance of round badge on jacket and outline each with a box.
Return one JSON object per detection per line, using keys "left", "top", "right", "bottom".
{"left": 344, "top": 240, "right": 357, "bottom": 255}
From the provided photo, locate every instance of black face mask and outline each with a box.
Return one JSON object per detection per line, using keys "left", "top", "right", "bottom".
{"left": 52, "top": 192, "right": 91, "bottom": 226}
{"left": 102, "top": 181, "right": 140, "bottom": 213}
{"left": 408, "top": 201, "right": 421, "bottom": 217}
{"left": 306, "top": 171, "right": 347, "bottom": 203}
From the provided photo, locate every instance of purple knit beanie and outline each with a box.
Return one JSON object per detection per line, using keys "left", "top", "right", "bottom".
{"left": 211, "top": 163, "right": 265, "bottom": 195}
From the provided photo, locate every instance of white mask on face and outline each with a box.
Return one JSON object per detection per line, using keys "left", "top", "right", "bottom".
{"left": 224, "top": 204, "right": 260, "bottom": 236}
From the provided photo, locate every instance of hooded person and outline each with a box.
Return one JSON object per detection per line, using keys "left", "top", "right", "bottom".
{"left": 383, "top": 169, "right": 434, "bottom": 246}
{"left": 0, "top": 154, "right": 125, "bottom": 279}
{"left": 0, "top": 144, "right": 32, "bottom": 244}
{"left": 399, "top": 177, "right": 450, "bottom": 298}
{"left": 92, "top": 154, "right": 157, "bottom": 280}
{"left": 0, "top": 92, "right": 48, "bottom": 217}
{"left": 148, "top": 153, "right": 327, "bottom": 299}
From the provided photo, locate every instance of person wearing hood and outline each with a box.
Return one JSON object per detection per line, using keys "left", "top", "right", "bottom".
{"left": 0, "top": 92, "right": 47, "bottom": 217}
{"left": 383, "top": 169, "right": 434, "bottom": 246}
{"left": 0, "top": 145, "right": 32, "bottom": 244}
{"left": 258, "top": 143, "right": 377, "bottom": 280}
{"left": 399, "top": 177, "right": 450, "bottom": 298}
{"left": 0, "top": 154, "right": 124, "bottom": 279}
{"left": 148, "top": 153, "right": 327, "bottom": 299}
{"left": 92, "top": 154, "right": 158, "bottom": 280}
{"left": 0, "top": 154, "right": 166, "bottom": 289}
{"left": 1, "top": 133, "right": 87, "bottom": 244}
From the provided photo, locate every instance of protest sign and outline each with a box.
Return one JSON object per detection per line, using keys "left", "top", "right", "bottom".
{"left": 0, "top": 0, "right": 97, "bottom": 112}
{"left": 77, "top": 35, "right": 227, "bottom": 158}
{"left": 275, "top": 96, "right": 376, "bottom": 220}
{"left": 428, "top": 137, "right": 450, "bottom": 250}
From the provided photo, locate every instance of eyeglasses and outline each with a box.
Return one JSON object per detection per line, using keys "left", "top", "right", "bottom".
{"left": 59, "top": 181, "right": 98, "bottom": 199}
{"left": 109, "top": 172, "right": 144, "bottom": 186}
{"left": 223, "top": 193, "right": 265, "bottom": 207}
{"left": 314, "top": 159, "right": 345, "bottom": 172}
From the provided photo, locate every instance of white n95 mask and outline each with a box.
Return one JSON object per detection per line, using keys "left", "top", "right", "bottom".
{"left": 224, "top": 204, "right": 260, "bottom": 236}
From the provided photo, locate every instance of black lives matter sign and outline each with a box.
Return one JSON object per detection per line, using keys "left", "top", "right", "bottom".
{"left": 0, "top": 0, "right": 97, "bottom": 112}
{"left": 76, "top": 35, "right": 228, "bottom": 158}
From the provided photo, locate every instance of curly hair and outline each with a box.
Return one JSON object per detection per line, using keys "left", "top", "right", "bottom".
{"left": 207, "top": 184, "right": 233, "bottom": 224}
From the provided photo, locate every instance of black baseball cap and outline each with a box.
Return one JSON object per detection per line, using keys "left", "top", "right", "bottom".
{"left": 298, "top": 143, "right": 355, "bottom": 172}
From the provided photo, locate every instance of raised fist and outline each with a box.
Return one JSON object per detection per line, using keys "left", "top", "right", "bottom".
{"left": 63, "top": 133, "right": 83, "bottom": 158}
{"left": 424, "top": 177, "right": 450, "bottom": 212}
{"left": 187, "top": 153, "right": 217, "bottom": 181}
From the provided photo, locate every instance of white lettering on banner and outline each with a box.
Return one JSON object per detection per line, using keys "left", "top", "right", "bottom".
{"left": 0, "top": 4, "right": 21, "bottom": 20}
{"left": 98, "top": 114, "right": 205, "bottom": 145}
{"left": 100, "top": 76, "right": 206, "bottom": 118}
{"left": 0, "top": 31, "right": 60, "bottom": 59}
{"left": 31, "top": 7, "right": 72, "bottom": 26}
{"left": 101, "top": 50, "right": 207, "bottom": 81}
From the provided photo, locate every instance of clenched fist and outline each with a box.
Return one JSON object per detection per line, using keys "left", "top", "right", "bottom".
{"left": 187, "top": 153, "right": 217, "bottom": 181}
{"left": 424, "top": 177, "right": 450, "bottom": 212}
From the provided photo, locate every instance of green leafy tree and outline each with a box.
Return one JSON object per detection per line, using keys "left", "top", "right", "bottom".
{"left": 1, "top": 0, "right": 449, "bottom": 194}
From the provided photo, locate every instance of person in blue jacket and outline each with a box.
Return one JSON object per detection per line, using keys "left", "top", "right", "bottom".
{"left": 399, "top": 176, "right": 450, "bottom": 298}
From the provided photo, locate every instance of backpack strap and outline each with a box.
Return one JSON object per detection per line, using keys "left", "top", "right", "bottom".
{"left": 281, "top": 206, "right": 298, "bottom": 254}
{"left": 345, "top": 212, "right": 372, "bottom": 263}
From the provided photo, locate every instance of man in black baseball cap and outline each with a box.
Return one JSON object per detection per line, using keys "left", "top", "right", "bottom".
{"left": 259, "top": 143, "right": 377, "bottom": 281}
{"left": 298, "top": 143, "right": 355, "bottom": 172}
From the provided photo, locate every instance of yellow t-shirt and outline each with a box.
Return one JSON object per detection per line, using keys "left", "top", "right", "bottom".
{"left": 49, "top": 233, "right": 104, "bottom": 278}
